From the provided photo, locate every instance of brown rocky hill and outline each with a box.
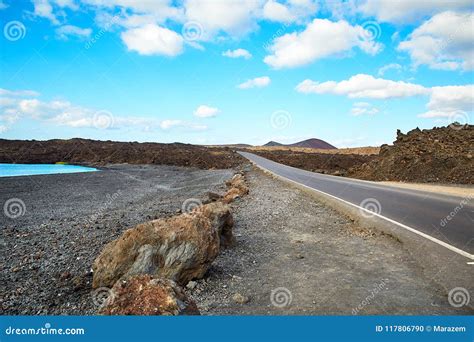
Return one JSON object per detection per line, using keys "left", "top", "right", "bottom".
{"left": 0, "top": 138, "right": 244, "bottom": 169}
{"left": 348, "top": 125, "right": 474, "bottom": 184}
{"left": 264, "top": 138, "right": 336, "bottom": 149}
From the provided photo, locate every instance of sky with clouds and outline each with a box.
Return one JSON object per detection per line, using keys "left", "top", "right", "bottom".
{"left": 0, "top": 0, "right": 472, "bottom": 147}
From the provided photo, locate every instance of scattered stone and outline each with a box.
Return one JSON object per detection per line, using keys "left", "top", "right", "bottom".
{"left": 223, "top": 173, "right": 249, "bottom": 204}
{"left": 186, "top": 281, "right": 197, "bottom": 290}
{"left": 205, "top": 191, "right": 223, "bottom": 203}
{"left": 232, "top": 293, "right": 250, "bottom": 304}
{"left": 99, "top": 275, "right": 200, "bottom": 315}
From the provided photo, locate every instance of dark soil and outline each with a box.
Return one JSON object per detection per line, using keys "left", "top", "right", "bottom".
{"left": 247, "top": 150, "right": 375, "bottom": 176}
{"left": 0, "top": 138, "right": 244, "bottom": 169}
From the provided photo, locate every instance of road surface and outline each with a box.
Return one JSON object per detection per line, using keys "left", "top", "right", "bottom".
{"left": 239, "top": 152, "right": 474, "bottom": 260}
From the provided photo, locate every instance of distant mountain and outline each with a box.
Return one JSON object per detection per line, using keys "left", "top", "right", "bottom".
{"left": 263, "top": 141, "right": 284, "bottom": 147}
{"left": 263, "top": 138, "right": 337, "bottom": 149}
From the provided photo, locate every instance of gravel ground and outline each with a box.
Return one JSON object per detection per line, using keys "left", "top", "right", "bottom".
{"left": 189, "top": 168, "right": 472, "bottom": 315}
{"left": 1, "top": 165, "right": 470, "bottom": 315}
{"left": 0, "top": 165, "right": 233, "bottom": 315}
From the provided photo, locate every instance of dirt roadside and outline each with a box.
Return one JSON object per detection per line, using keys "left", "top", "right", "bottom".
{"left": 189, "top": 168, "right": 473, "bottom": 315}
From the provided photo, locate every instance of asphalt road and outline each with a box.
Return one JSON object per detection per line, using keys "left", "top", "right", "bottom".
{"left": 239, "top": 152, "right": 474, "bottom": 259}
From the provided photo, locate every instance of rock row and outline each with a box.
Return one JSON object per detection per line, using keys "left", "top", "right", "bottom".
{"left": 91, "top": 171, "right": 250, "bottom": 315}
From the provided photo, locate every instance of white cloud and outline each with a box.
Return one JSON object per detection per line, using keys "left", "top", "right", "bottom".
{"left": 159, "top": 119, "right": 181, "bottom": 129}
{"left": 398, "top": 11, "right": 474, "bottom": 71}
{"left": 0, "top": 88, "right": 40, "bottom": 97}
{"left": 377, "top": 63, "right": 402, "bottom": 76}
{"left": 56, "top": 25, "right": 92, "bottom": 40}
{"left": 237, "top": 76, "right": 271, "bottom": 89}
{"left": 193, "top": 105, "right": 220, "bottom": 118}
{"left": 222, "top": 48, "right": 252, "bottom": 59}
{"left": 121, "top": 24, "right": 184, "bottom": 56}
{"left": 296, "top": 74, "right": 429, "bottom": 99}
{"left": 0, "top": 88, "right": 191, "bottom": 131}
{"left": 263, "top": 0, "right": 293, "bottom": 23}
{"left": 83, "top": 0, "right": 183, "bottom": 23}
{"left": 183, "top": 0, "right": 262, "bottom": 39}
{"left": 351, "top": 102, "right": 380, "bottom": 116}
{"left": 263, "top": 18, "right": 382, "bottom": 69}
{"left": 419, "top": 85, "right": 474, "bottom": 118}
{"left": 360, "top": 0, "right": 472, "bottom": 23}
{"left": 31, "top": 0, "right": 60, "bottom": 24}
{"left": 262, "top": 0, "right": 318, "bottom": 24}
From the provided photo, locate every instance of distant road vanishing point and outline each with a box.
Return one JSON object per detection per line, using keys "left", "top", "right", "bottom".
{"left": 239, "top": 152, "right": 474, "bottom": 260}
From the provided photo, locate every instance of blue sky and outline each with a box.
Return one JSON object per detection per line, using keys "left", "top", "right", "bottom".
{"left": 0, "top": 0, "right": 472, "bottom": 147}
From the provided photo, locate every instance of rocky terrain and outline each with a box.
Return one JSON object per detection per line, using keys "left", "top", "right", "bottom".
{"left": 2, "top": 164, "right": 470, "bottom": 315}
{"left": 0, "top": 138, "right": 243, "bottom": 169}
{"left": 349, "top": 125, "right": 474, "bottom": 184}
{"left": 0, "top": 165, "right": 235, "bottom": 314}
{"left": 249, "top": 150, "right": 376, "bottom": 176}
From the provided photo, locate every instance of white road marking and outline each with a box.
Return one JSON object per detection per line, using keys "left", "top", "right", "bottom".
{"left": 247, "top": 158, "right": 474, "bottom": 261}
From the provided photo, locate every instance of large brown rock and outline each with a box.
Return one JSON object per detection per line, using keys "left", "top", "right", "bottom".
{"left": 92, "top": 202, "right": 233, "bottom": 288}
{"left": 99, "top": 275, "right": 199, "bottom": 315}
